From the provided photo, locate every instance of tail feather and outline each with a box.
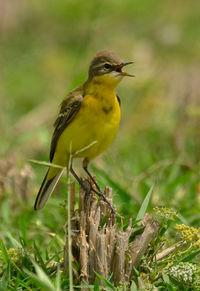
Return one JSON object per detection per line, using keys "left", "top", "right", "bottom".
{"left": 34, "top": 168, "right": 64, "bottom": 210}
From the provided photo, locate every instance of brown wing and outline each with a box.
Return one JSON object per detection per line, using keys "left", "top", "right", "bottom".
{"left": 50, "top": 88, "right": 84, "bottom": 162}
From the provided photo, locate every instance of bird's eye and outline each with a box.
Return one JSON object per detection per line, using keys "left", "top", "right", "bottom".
{"left": 104, "top": 63, "right": 112, "bottom": 70}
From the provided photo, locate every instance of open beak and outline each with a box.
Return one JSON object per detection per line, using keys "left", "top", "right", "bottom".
{"left": 115, "top": 61, "right": 134, "bottom": 77}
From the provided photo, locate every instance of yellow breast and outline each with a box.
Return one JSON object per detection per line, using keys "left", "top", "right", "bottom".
{"left": 54, "top": 82, "right": 120, "bottom": 163}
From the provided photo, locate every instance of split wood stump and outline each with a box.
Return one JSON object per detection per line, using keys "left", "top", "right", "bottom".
{"left": 64, "top": 179, "right": 160, "bottom": 286}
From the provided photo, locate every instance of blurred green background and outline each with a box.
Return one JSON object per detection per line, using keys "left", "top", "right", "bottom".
{"left": 0, "top": 0, "right": 200, "bottom": 252}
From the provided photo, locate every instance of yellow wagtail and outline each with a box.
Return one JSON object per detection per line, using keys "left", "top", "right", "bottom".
{"left": 34, "top": 50, "right": 133, "bottom": 211}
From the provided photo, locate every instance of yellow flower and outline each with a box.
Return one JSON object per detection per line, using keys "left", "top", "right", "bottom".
{"left": 174, "top": 224, "right": 200, "bottom": 243}
{"left": 153, "top": 206, "right": 177, "bottom": 220}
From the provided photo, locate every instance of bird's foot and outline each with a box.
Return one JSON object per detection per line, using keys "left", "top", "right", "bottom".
{"left": 82, "top": 165, "right": 116, "bottom": 214}
{"left": 79, "top": 179, "right": 116, "bottom": 214}
{"left": 90, "top": 187, "right": 116, "bottom": 214}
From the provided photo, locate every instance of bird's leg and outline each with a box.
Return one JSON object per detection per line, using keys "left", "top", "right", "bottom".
{"left": 70, "top": 165, "right": 92, "bottom": 195}
{"left": 82, "top": 158, "right": 116, "bottom": 214}
{"left": 83, "top": 165, "right": 101, "bottom": 192}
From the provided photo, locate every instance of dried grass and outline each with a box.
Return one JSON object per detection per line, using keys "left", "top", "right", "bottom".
{"left": 65, "top": 179, "right": 160, "bottom": 286}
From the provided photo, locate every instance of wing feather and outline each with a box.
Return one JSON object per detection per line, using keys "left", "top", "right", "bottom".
{"left": 50, "top": 88, "right": 84, "bottom": 161}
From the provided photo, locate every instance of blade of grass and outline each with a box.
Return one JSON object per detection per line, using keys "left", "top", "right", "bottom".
{"left": 12, "top": 261, "right": 24, "bottom": 275}
{"left": 55, "top": 266, "right": 62, "bottom": 291}
{"left": 29, "top": 159, "right": 65, "bottom": 169}
{"left": 94, "top": 271, "right": 115, "bottom": 290}
{"left": 0, "top": 239, "right": 9, "bottom": 265}
{"left": 20, "top": 215, "right": 28, "bottom": 246}
{"left": 123, "top": 220, "right": 141, "bottom": 231}
{"left": 45, "top": 250, "right": 63, "bottom": 267}
{"left": 67, "top": 150, "right": 73, "bottom": 291}
{"left": 81, "top": 280, "right": 94, "bottom": 290}
{"left": 13, "top": 277, "right": 32, "bottom": 290}
{"left": 34, "top": 242, "right": 48, "bottom": 274}
{"left": 130, "top": 280, "right": 137, "bottom": 291}
{"left": 24, "top": 260, "right": 55, "bottom": 291}
{"left": 5, "top": 232, "right": 22, "bottom": 248}
{"left": 0, "top": 264, "right": 10, "bottom": 290}
{"left": 136, "top": 184, "right": 154, "bottom": 221}
{"left": 166, "top": 283, "right": 175, "bottom": 291}
{"left": 181, "top": 249, "right": 200, "bottom": 262}
{"left": 94, "top": 277, "right": 100, "bottom": 291}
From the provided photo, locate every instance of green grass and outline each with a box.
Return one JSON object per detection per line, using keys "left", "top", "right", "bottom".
{"left": 1, "top": 180, "right": 200, "bottom": 290}
{"left": 0, "top": 0, "right": 200, "bottom": 289}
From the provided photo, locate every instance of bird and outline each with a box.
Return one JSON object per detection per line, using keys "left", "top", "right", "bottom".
{"left": 34, "top": 50, "right": 134, "bottom": 211}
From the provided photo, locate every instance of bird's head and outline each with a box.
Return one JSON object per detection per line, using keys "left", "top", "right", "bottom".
{"left": 88, "top": 50, "right": 134, "bottom": 86}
